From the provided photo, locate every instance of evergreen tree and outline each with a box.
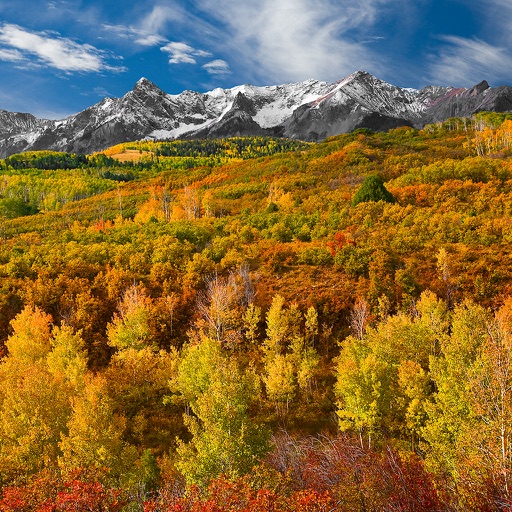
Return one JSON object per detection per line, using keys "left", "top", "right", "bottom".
{"left": 352, "top": 174, "right": 395, "bottom": 206}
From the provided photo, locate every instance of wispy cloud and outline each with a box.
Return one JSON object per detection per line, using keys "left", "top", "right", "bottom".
{"left": 101, "top": 23, "right": 167, "bottom": 47}
{"left": 0, "top": 23, "right": 125, "bottom": 73}
{"left": 428, "top": 36, "right": 512, "bottom": 85}
{"left": 139, "top": 5, "right": 182, "bottom": 40}
{"left": 202, "top": 59, "right": 230, "bottom": 76}
{"left": 80, "top": 86, "right": 113, "bottom": 98}
{"left": 101, "top": 4, "right": 184, "bottom": 48}
{"left": 191, "top": 0, "right": 393, "bottom": 83}
{"left": 424, "top": 0, "right": 512, "bottom": 86}
{"left": 0, "top": 47, "right": 24, "bottom": 62}
{"left": 161, "top": 41, "right": 211, "bottom": 65}
{"left": 99, "top": 4, "right": 228, "bottom": 81}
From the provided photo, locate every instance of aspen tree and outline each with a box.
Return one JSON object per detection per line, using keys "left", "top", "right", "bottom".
{"left": 0, "top": 307, "right": 86, "bottom": 482}
{"left": 176, "top": 338, "right": 269, "bottom": 487}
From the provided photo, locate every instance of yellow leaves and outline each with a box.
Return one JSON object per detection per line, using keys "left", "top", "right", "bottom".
{"left": 0, "top": 307, "right": 89, "bottom": 481}
{"left": 263, "top": 354, "right": 296, "bottom": 409}
{"left": 262, "top": 296, "right": 320, "bottom": 413}
{"left": 107, "top": 284, "right": 155, "bottom": 352}
{"left": 397, "top": 360, "right": 429, "bottom": 433}
{"left": 470, "top": 118, "right": 512, "bottom": 156}
{"left": 7, "top": 305, "right": 52, "bottom": 364}
{"left": 264, "top": 294, "right": 288, "bottom": 357}
{"left": 335, "top": 340, "right": 389, "bottom": 444}
{"left": 59, "top": 374, "right": 137, "bottom": 481}
{"left": 97, "top": 143, "right": 128, "bottom": 157}
{"left": 47, "top": 324, "right": 87, "bottom": 389}
{"left": 335, "top": 292, "right": 451, "bottom": 444}
{"left": 175, "top": 337, "right": 269, "bottom": 487}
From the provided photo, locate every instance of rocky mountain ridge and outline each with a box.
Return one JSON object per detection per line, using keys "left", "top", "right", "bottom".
{"left": 1, "top": 71, "right": 511, "bottom": 157}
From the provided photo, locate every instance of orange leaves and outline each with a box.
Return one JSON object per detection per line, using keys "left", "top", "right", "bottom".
{"left": 388, "top": 183, "right": 434, "bottom": 207}
{"left": 470, "top": 119, "right": 512, "bottom": 156}
{"left": 144, "top": 474, "right": 335, "bottom": 512}
{"left": 326, "top": 230, "right": 356, "bottom": 256}
{"left": 0, "top": 474, "right": 126, "bottom": 512}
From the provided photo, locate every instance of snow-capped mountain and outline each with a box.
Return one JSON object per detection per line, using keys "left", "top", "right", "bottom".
{"left": 1, "top": 71, "right": 512, "bottom": 157}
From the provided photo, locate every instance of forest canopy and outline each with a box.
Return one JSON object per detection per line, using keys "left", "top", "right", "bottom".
{"left": 0, "top": 119, "right": 512, "bottom": 510}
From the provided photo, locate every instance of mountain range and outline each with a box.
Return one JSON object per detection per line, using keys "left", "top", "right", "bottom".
{"left": 1, "top": 70, "right": 512, "bottom": 157}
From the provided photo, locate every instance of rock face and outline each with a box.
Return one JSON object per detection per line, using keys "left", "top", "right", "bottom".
{"left": 1, "top": 71, "right": 512, "bottom": 157}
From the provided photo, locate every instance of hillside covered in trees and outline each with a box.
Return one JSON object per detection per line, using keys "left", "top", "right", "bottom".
{"left": 1, "top": 117, "right": 512, "bottom": 510}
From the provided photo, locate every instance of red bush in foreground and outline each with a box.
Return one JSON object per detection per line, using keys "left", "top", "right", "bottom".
{"left": 144, "top": 435, "right": 441, "bottom": 512}
{"left": 0, "top": 472, "right": 126, "bottom": 512}
{"left": 0, "top": 436, "right": 442, "bottom": 512}
{"left": 144, "top": 478, "right": 334, "bottom": 512}
{"left": 266, "top": 433, "right": 441, "bottom": 511}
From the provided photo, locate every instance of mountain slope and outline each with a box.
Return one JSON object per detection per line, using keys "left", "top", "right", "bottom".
{"left": 1, "top": 71, "right": 512, "bottom": 156}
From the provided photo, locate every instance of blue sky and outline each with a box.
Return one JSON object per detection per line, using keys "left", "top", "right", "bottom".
{"left": 0, "top": 0, "right": 511, "bottom": 119}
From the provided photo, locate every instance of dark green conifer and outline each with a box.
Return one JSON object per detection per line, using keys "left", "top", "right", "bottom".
{"left": 352, "top": 174, "right": 395, "bottom": 206}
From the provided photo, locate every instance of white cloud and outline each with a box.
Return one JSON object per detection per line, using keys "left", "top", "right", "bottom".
{"left": 101, "top": 4, "right": 185, "bottom": 48}
{"left": 0, "top": 47, "right": 24, "bottom": 62}
{"left": 99, "top": 5, "right": 227, "bottom": 76}
{"left": 191, "top": 0, "right": 391, "bottom": 83}
{"left": 80, "top": 86, "right": 112, "bottom": 98}
{"left": 202, "top": 59, "right": 230, "bottom": 76}
{"left": 102, "top": 23, "right": 167, "bottom": 47}
{"left": 161, "top": 41, "right": 211, "bottom": 65}
{"left": 428, "top": 36, "right": 512, "bottom": 85}
{"left": 0, "top": 23, "right": 125, "bottom": 73}
{"left": 139, "top": 5, "right": 181, "bottom": 38}
{"left": 136, "top": 34, "right": 167, "bottom": 47}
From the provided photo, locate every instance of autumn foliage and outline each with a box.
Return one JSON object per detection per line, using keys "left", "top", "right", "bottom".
{"left": 1, "top": 119, "right": 512, "bottom": 509}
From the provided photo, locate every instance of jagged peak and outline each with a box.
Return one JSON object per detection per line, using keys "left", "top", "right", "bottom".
{"left": 135, "top": 77, "right": 152, "bottom": 86}
{"left": 1, "top": 70, "right": 510, "bottom": 157}
{"left": 331, "top": 70, "right": 383, "bottom": 92}
{"left": 468, "top": 80, "right": 490, "bottom": 95}
{"left": 345, "top": 70, "right": 380, "bottom": 83}
{"left": 230, "top": 91, "right": 257, "bottom": 115}
{"left": 133, "top": 77, "right": 162, "bottom": 93}
{"left": 351, "top": 70, "right": 374, "bottom": 79}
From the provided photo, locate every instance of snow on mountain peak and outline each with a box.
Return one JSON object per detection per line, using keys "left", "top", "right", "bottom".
{"left": 0, "top": 70, "right": 504, "bottom": 157}
{"left": 132, "top": 77, "right": 162, "bottom": 94}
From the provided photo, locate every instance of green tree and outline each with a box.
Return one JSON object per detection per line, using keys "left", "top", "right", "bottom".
{"left": 175, "top": 339, "right": 269, "bottom": 487}
{"left": 0, "top": 197, "right": 37, "bottom": 219}
{"left": 335, "top": 291, "right": 448, "bottom": 447}
{"left": 422, "top": 300, "right": 488, "bottom": 498}
{"left": 173, "top": 337, "right": 224, "bottom": 411}
{"left": 335, "top": 336, "right": 390, "bottom": 449}
{"left": 352, "top": 175, "right": 395, "bottom": 206}
{"left": 107, "top": 285, "right": 154, "bottom": 352}
{"left": 423, "top": 299, "right": 512, "bottom": 508}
